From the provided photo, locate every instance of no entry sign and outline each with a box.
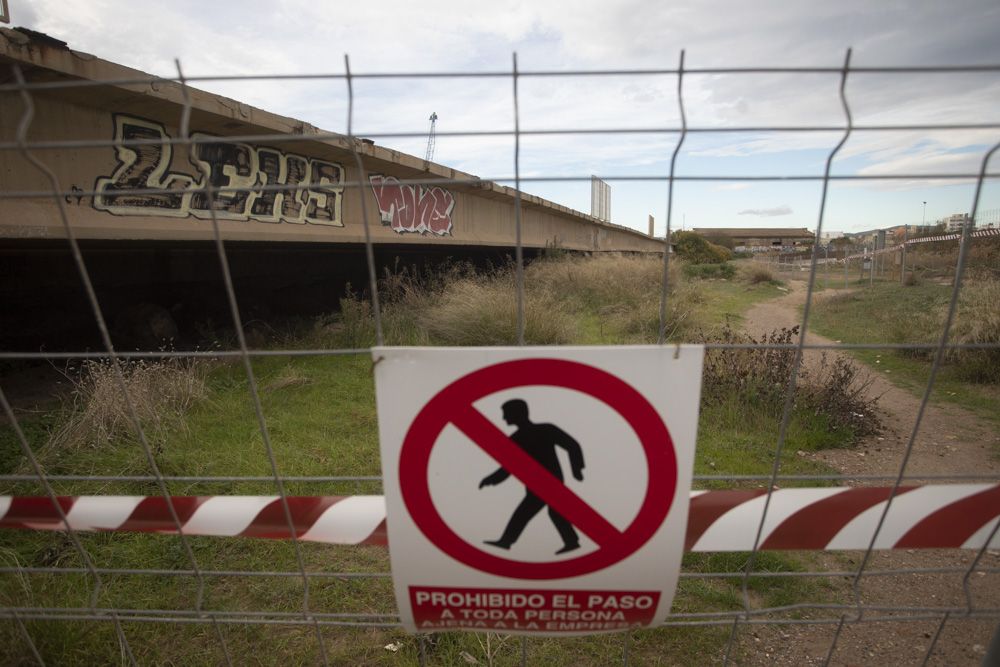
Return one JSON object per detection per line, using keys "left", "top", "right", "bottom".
{"left": 374, "top": 346, "right": 703, "bottom": 635}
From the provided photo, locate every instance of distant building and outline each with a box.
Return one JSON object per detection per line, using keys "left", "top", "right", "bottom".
{"left": 944, "top": 213, "right": 969, "bottom": 232}
{"left": 691, "top": 227, "right": 814, "bottom": 252}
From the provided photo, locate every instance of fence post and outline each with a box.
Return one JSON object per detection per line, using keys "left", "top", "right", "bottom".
{"left": 901, "top": 225, "right": 908, "bottom": 284}
{"left": 823, "top": 246, "right": 828, "bottom": 287}
{"left": 983, "top": 622, "right": 1000, "bottom": 666}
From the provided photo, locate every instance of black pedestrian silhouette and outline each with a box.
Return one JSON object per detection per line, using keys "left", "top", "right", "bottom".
{"left": 479, "top": 399, "right": 584, "bottom": 555}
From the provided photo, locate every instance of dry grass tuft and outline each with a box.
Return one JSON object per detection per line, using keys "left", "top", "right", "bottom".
{"left": 48, "top": 358, "right": 207, "bottom": 451}
{"left": 527, "top": 253, "right": 698, "bottom": 342}
{"left": 264, "top": 366, "right": 313, "bottom": 392}
{"left": 741, "top": 263, "right": 778, "bottom": 285}
{"left": 330, "top": 254, "right": 698, "bottom": 346}
{"left": 418, "top": 273, "right": 575, "bottom": 345}
{"left": 526, "top": 253, "right": 672, "bottom": 309}
{"left": 951, "top": 278, "right": 1000, "bottom": 382}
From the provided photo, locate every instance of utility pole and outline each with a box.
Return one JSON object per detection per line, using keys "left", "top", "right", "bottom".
{"left": 424, "top": 112, "right": 438, "bottom": 162}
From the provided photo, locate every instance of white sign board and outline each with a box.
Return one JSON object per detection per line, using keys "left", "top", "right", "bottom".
{"left": 374, "top": 346, "right": 704, "bottom": 635}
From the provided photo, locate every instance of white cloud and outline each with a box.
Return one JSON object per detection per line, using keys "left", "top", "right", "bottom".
{"left": 739, "top": 205, "right": 793, "bottom": 217}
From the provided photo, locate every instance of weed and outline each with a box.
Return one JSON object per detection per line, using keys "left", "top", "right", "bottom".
{"left": 336, "top": 291, "right": 376, "bottom": 348}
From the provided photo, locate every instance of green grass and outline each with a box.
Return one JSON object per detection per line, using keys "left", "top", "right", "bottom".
{"left": 693, "top": 280, "right": 785, "bottom": 330}
{"left": 694, "top": 403, "right": 848, "bottom": 487}
{"left": 1, "top": 255, "right": 845, "bottom": 665}
{"left": 809, "top": 281, "right": 1000, "bottom": 426}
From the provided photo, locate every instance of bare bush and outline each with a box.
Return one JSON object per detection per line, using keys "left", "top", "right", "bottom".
{"left": 701, "top": 325, "right": 799, "bottom": 410}
{"left": 806, "top": 353, "right": 881, "bottom": 437}
{"left": 701, "top": 325, "right": 881, "bottom": 441}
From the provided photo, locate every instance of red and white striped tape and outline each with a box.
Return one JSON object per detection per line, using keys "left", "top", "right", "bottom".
{"left": 841, "top": 227, "right": 1000, "bottom": 262}
{"left": 2, "top": 485, "right": 998, "bottom": 552}
{"left": 0, "top": 495, "right": 388, "bottom": 546}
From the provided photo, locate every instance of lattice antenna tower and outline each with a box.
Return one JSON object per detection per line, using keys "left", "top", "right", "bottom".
{"left": 425, "top": 112, "right": 438, "bottom": 162}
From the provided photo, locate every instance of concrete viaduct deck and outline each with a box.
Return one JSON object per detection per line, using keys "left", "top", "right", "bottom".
{"left": 0, "top": 28, "right": 662, "bottom": 255}
{"left": 0, "top": 28, "right": 662, "bottom": 351}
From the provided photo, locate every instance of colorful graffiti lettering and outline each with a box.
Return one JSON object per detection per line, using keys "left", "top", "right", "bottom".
{"left": 94, "top": 115, "right": 344, "bottom": 226}
{"left": 369, "top": 174, "right": 455, "bottom": 236}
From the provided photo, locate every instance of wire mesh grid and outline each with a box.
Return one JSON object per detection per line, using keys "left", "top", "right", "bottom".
{"left": 1, "top": 47, "right": 999, "bottom": 665}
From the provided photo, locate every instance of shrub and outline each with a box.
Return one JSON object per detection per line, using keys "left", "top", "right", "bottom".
{"left": 673, "top": 231, "right": 733, "bottom": 264}
{"left": 741, "top": 264, "right": 778, "bottom": 285}
{"left": 805, "top": 353, "right": 881, "bottom": 437}
{"left": 682, "top": 262, "right": 736, "bottom": 280}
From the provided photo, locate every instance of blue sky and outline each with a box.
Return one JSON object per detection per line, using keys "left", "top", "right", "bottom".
{"left": 13, "top": 0, "right": 1000, "bottom": 234}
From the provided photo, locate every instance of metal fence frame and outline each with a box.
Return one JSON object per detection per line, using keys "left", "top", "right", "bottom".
{"left": 1, "top": 47, "right": 999, "bottom": 665}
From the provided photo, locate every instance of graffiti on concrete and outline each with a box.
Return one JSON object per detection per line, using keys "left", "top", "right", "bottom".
{"left": 94, "top": 115, "right": 344, "bottom": 226}
{"left": 369, "top": 174, "right": 455, "bottom": 235}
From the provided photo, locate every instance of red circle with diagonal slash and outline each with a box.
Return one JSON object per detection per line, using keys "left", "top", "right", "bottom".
{"left": 399, "top": 358, "right": 677, "bottom": 580}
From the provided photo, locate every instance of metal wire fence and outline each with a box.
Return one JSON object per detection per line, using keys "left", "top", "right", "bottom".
{"left": 1, "top": 46, "right": 999, "bottom": 665}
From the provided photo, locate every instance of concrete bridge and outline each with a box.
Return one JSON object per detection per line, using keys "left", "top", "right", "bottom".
{"left": 0, "top": 28, "right": 660, "bottom": 254}
{"left": 0, "top": 28, "right": 662, "bottom": 350}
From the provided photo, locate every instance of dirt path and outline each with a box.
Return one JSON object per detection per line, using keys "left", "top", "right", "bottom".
{"left": 732, "top": 282, "right": 1000, "bottom": 666}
